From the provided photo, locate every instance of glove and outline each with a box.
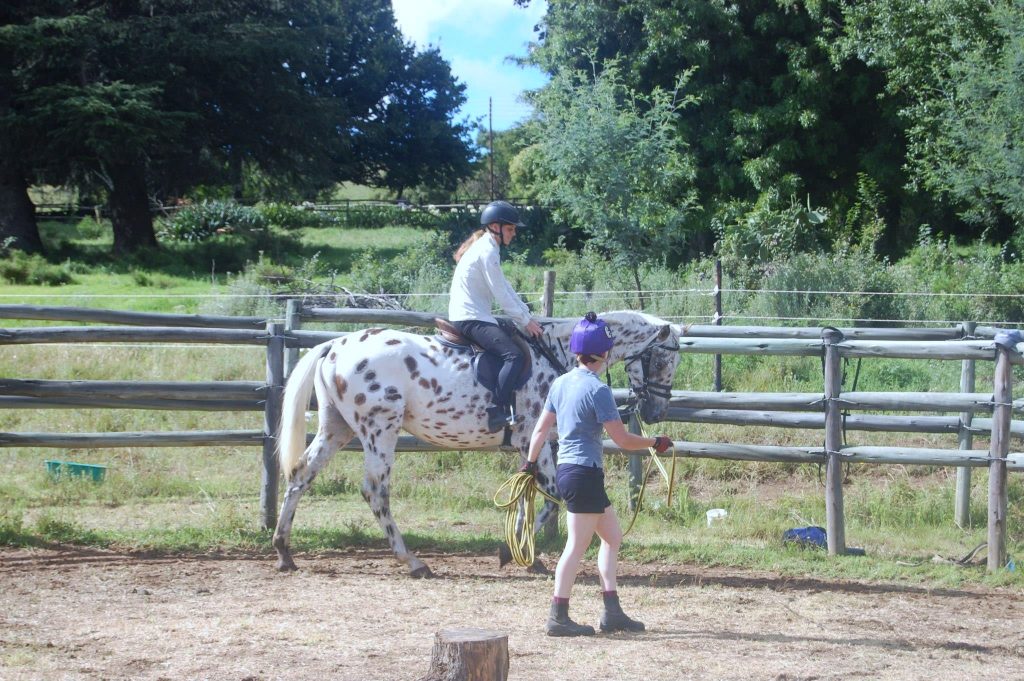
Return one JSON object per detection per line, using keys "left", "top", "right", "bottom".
{"left": 519, "top": 460, "right": 538, "bottom": 476}
{"left": 652, "top": 436, "right": 672, "bottom": 453}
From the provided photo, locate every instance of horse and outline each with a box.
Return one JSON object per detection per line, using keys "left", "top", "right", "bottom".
{"left": 272, "top": 310, "right": 684, "bottom": 577}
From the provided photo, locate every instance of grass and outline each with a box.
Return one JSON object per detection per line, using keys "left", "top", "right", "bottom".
{"left": 3, "top": 216, "right": 1023, "bottom": 591}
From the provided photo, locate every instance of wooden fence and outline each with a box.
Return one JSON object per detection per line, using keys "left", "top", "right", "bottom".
{"left": 2, "top": 303, "right": 1022, "bottom": 570}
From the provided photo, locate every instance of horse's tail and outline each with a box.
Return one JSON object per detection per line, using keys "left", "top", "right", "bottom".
{"left": 279, "top": 341, "right": 332, "bottom": 480}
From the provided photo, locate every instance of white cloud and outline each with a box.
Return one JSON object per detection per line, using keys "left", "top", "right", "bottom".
{"left": 392, "top": 0, "right": 546, "bottom": 49}
{"left": 391, "top": 0, "right": 548, "bottom": 129}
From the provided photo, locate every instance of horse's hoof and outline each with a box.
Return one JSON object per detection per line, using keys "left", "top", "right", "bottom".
{"left": 497, "top": 544, "right": 513, "bottom": 568}
{"left": 276, "top": 556, "right": 298, "bottom": 572}
{"left": 527, "top": 559, "right": 551, "bottom": 575}
{"left": 410, "top": 565, "right": 434, "bottom": 579}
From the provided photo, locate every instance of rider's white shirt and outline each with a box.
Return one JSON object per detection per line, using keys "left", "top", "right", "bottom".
{"left": 448, "top": 234, "right": 532, "bottom": 328}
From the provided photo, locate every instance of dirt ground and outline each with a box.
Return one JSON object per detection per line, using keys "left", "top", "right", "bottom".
{"left": 2, "top": 546, "right": 1023, "bottom": 681}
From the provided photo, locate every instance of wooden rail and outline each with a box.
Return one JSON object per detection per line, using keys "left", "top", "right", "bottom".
{"left": 2, "top": 302, "right": 1021, "bottom": 570}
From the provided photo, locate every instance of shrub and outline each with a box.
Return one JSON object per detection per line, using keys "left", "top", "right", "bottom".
{"left": 158, "top": 201, "right": 268, "bottom": 243}
{"left": 893, "top": 228, "right": 1024, "bottom": 324}
{"left": 255, "top": 202, "right": 336, "bottom": 230}
{"left": 743, "top": 250, "right": 900, "bottom": 326}
{"left": 0, "top": 250, "right": 76, "bottom": 285}
{"left": 348, "top": 231, "right": 454, "bottom": 308}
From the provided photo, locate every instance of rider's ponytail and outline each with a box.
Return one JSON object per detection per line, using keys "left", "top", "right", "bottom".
{"left": 454, "top": 229, "right": 486, "bottom": 262}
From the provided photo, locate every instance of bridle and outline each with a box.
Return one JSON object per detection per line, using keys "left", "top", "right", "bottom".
{"left": 621, "top": 335, "right": 680, "bottom": 403}
{"left": 521, "top": 325, "right": 678, "bottom": 403}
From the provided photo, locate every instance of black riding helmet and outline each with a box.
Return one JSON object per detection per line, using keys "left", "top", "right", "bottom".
{"left": 480, "top": 200, "right": 526, "bottom": 228}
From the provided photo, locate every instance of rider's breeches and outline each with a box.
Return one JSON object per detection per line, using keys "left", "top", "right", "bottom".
{"left": 452, "top": 320, "right": 525, "bottom": 409}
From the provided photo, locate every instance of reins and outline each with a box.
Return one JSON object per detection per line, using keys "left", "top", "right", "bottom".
{"left": 618, "top": 403, "right": 677, "bottom": 537}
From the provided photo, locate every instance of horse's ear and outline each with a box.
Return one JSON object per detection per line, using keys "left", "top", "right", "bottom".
{"left": 658, "top": 324, "right": 671, "bottom": 341}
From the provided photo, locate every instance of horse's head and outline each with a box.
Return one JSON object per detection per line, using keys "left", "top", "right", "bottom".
{"left": 609, "top": 313, "right": 682, "bottom": 423}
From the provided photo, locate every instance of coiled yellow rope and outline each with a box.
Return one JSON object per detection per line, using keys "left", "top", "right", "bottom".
{"left": 494, "top": 428, "right": 678, "bottom": 564}
{"left": 493, "top": 471, "right": 561, "bottom": 568}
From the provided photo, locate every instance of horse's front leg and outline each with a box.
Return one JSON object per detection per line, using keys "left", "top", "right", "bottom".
{"left": 360, "top": 420, "right": 431, "bottom": 578}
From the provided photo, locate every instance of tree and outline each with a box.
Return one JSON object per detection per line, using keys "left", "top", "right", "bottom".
{"left": 2, "top": 1, "right": 473, "bottom": 255}
{"left": 365, "top": 47, "right": 473, "bottom": 200}
{"left": 456, "top": 125, "right": 536, "bottom": 201}
{"left": 0, "top": 2, "right": 44, "bottom": 254}
{"left": 835, "top": 0, "right": 1023, "bottom": 230}
{"left": 522, "top": 0, "right": 943, "bottom": 259}
{"left": 530, "top": 61, "right": 698, "bottom": 306}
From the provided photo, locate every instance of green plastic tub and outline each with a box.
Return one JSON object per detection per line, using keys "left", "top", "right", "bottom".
{"left": 45, "top": 460, "right": 108, "bottom": 482}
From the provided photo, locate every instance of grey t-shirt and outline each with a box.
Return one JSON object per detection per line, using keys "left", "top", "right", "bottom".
{"left": 544, "top": 366, "right": 621, "bottom": 468}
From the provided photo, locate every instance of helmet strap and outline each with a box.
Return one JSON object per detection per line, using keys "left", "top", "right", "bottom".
{"left": 486, "top": 223, "right": 505, "bottom": 245}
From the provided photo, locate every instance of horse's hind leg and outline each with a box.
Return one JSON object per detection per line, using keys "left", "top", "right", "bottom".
{"left": 359, "top": 417, "right": 431, "bottom": 578}
{"left": 273, "top": 407, "right": 353, "bottom": 571}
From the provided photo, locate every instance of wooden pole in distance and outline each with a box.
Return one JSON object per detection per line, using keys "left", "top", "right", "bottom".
{"left": 541, "top": 270, "right": 559, "bottom": 539}
{"left": 261, "top": 322, "right": 285, "bottom": 530}
{"left": 955, "top": 321, "right": 977, "bottom": 528}
{"left": 628, "top": 413, "right": 644, "bottom": 511}
{"left": 714, "top": 259, "right": 723, "bottom": 392}
{"left": 822, "top": 327, "right": 847, "bottom": 555}
{"left": 284, "top": 299, "right": 302, "bottom": 380}
{"left": 988, "top": 338, "right": 1014, "bottom": 570}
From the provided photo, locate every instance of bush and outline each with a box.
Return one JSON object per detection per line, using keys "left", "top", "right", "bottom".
{"left": 347, "top": 231, "right": 454, "bottom": 308}
{"left": 0, "top": 250, "right": 76, "bottom": 286}
{"left": 158, "top": 201, "right": 268, "bottom": 243}
{"left": 743, "top": 250, "right": 900, "bottom": 326}
{"left": 338, "top": 204, "right": 458, "bottom": 230}
{"left": 255, "top": 202, "right": 336, "bottom": 230}
{"left": 893, "top": 228, "right": 1024, "bottom": 324}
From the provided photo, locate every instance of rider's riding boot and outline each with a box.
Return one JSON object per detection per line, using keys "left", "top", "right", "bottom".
{"left": 486, "top": 405, "right": 513, "bottom": 433}
{"left": 599, "top": 592, "right": 645, "bottom": 633}
{"left": 546, "top": 600, "right": 595, "bottom": 637}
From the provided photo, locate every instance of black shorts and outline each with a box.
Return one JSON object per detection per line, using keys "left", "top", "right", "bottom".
{"left": 556, "top": 464, "right": 611, "bottom": 514}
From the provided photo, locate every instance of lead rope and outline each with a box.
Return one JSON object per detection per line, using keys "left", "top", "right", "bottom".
{"left": 621, "top": 418, "right": 677, "bottom": 537}
{"left": 493, "top": 471, "right": 561, "bottom": 567}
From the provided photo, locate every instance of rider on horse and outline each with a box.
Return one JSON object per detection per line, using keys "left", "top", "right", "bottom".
{"left": 449, "top": 200, "right": 544, "bottom": 433}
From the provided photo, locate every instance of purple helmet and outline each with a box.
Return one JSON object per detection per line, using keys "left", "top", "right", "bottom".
{"left": 569, "top": 311, "right": 614, "bottom": 355}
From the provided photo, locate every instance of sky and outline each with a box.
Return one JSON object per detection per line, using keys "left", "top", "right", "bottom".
{"left": 391, "top": 0, "right": 549, "bottom": 132}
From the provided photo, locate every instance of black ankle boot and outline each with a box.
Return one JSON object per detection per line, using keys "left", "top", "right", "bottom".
{"left": 600, "top": 594, "right": 645, "bottom": 633}
{"left": 486, "top": 405, "right": 512, "bottom": 433}
{"left": 546, "top": 601, "right": 595, "bottom": 637}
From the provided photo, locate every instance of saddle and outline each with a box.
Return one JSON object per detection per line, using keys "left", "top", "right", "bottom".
{"left": 433, "top": 318, "right": 533, "bottom": 395}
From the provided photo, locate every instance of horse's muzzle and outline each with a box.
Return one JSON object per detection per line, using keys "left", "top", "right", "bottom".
{"left": 638, "top": 399, "right": 667, "bottom": 424}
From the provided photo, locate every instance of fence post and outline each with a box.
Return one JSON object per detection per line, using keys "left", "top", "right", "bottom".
{"left": 284, "top": 299, "right": 302, "bottom": 380}
{"left": 541, "top": 271, "right": 555, "bottom": 319}
{"left": 540, "top": 271, "right": 560, "bottom": 539}
{"left": 821, "top": 327, "right": 846, "bottom": 555}
{"left": 261, "top": 322, "right": 285, "bottom": 530}
{"left": 955, "top": 321, "right": 977, "bottom": 528}
{"left": 713, "top": 259, "right": 723, "bottom": 392}
{"left": 628, "top": 413, "right": 644, "bottom": 511}
{"left": 987, "top": 334, "right": 1015, "bottom": 571}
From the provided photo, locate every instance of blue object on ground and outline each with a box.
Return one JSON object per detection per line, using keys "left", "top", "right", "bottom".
{"left": 782, "top": 526, "right": 827, "bottom": 548}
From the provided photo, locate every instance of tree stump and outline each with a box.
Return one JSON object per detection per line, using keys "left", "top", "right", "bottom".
{"left": 418, "top": 628, "right": 509, "bottom": 681}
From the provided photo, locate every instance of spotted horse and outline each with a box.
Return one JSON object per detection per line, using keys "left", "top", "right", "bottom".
{"left": 273, "top": 310, "right": 684, "bottom": 577}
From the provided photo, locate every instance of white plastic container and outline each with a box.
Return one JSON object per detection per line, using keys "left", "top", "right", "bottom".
{"left": 706, "top": 508, "right": 728, "bottom": 527}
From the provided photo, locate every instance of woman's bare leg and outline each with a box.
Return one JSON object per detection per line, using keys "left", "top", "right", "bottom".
{"left": 595, "top": 506, "right": 623, "bottom": 592}
{"left": 553, "top": 511, "right": 600, "bottom": 598}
